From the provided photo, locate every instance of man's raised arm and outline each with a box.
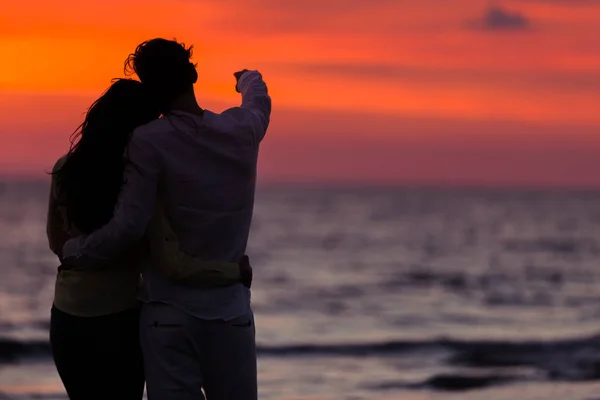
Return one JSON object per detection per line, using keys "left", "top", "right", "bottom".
{"left": 223, "top": 70, "right": 272, "bottom": 145}
{"left": 61, "top": 129, "right": 160, "bottom": 269}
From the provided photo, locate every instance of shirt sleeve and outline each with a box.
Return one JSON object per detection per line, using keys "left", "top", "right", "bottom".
{"left": 61, "top": 129, "right": 160, "bottom": 268}
{"left": 221, "top": 70, "right": 272, "bottom": 145}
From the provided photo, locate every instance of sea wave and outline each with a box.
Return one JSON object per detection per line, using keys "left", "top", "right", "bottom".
{"left": 3, "top": 333, "right": 600, "bottom": 387}
{"left": 0, "top": 338, "right": 50, "bottom": 362}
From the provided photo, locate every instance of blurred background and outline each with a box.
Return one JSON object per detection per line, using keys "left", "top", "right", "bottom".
{"left": 1, "top": 0, "right": 600, "bottom": 399}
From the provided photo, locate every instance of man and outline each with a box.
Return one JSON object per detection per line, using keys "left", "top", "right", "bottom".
{"left": 62, "top": 38, "right": 271, "bottom": 400}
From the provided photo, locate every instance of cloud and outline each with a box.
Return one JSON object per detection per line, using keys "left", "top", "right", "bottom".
{"left": 268, "top": 61, "right": 600, "bottom": 92}
{"left": 515, "top": 0, "right": 600, "bottom": 3}
{"left": 185, "top": 0, "right": 400, "bottom": 35}
{"left": 189, "top": 0, "right": 398, "bottom": 14}
{"left": 278, "top": 63, "right": 401, "bottom": 79}
{"left": 472, "top": 6, "right": 531, "bottom": 31}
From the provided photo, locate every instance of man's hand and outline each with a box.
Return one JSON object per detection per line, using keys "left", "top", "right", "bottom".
{"left": 239, "top": 255, "right": 253, "bottom": 288}
{"left": 58, "top": 256, "right": 75, "bottom": 271}
{"left": 234, "top": 69, "right": 250, "bottom": 93}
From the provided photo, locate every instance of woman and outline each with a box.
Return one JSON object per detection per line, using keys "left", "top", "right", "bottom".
{"left": 47, "top": 79, "right": 250, "bottom": 400}
{"left": 46, "top": 79, "right": 158, "bottom": 400}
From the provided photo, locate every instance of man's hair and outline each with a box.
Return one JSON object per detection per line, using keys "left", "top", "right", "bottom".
{"left": 124, "top": 38, "right": 197, "bottom": 111}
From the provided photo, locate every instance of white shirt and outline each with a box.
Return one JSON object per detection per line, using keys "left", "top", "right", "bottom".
{"left": 62, "top": 71, "right": 271, "bottom": 320}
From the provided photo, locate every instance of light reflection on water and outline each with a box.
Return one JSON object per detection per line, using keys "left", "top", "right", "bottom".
{"left": 2, "top": 182, "right": 600, "bottom": 399}
{"left": 3, "top": 360, "right": 600, "bottom": 400}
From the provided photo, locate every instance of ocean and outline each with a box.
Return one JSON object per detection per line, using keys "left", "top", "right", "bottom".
{"left": 1, "top": 180, "right": 600, "bottom": 400}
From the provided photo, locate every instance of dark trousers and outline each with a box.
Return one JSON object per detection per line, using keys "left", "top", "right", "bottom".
{"left": 50, "top": 305, "right": 145, "bottom": 400}
{"left": 141, "top": 302, "right": 257, "bottom": 400}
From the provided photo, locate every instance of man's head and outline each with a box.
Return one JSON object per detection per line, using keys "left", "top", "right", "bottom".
{"left": 125, "top": 38, "right": 198, "bottom": 111}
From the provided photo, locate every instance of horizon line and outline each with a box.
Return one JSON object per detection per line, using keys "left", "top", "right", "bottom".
{"left": 2, "top": 176, "right": 599, "bottom": 193}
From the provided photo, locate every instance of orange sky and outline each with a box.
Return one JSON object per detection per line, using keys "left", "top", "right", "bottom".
{"left": 1, "top": 0, "right": 600, "bottom": 186}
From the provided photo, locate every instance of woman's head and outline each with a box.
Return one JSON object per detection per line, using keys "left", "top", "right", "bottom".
{"left": 71, "top": 79, "right": 159, "bottom": 153}
{"left": 55, "top": 79, "right": 160, "bottom": 233}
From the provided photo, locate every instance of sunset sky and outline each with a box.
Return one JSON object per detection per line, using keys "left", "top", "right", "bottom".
{"left": 1, "top": 0, "right": 599, "bottom": 186}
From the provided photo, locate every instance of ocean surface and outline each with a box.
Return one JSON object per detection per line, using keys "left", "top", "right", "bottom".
{"left": 1, "top": 180, "right": 600, "bottom": 400}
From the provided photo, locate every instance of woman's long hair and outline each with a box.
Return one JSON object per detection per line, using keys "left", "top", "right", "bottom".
{"left": 53, "top": 79, "right": 160, "bottom": 234}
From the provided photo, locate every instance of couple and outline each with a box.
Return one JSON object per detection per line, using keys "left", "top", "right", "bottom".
{"left": 46, "top": 37, "right": 271, "bottom": 400}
